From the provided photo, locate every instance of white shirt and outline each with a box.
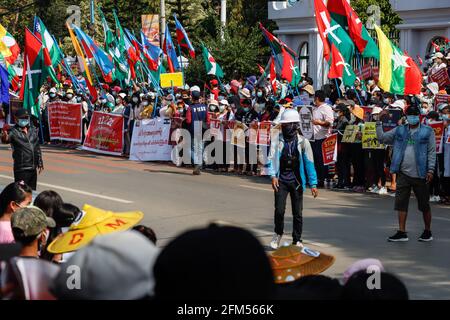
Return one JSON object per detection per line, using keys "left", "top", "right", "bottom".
{"left": 312, "top": 103, "right": 334, "bottom": 140}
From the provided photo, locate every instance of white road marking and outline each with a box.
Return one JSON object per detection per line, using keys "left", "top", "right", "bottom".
{"left": 239, "top": 184, "right": 328, "bottom": 200}
{"left": 0, "top": 174, "right": 133, "bottom": 204}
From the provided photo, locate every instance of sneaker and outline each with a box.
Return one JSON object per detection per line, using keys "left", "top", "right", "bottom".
{"left": 418, "top": 230, "right": 433, "bottom": 242}
{"left": 429, "top": 195, "right": 440, "bottom": 203}
{"left": 293, "top": 241, "right": 304, "bottom": 248}
{"left": 378, "top": 187, "right": 388, "bottom": 195}
{"left": 270, "top": 234, "right": 282, "bottom": 249}
{"left": 371, "top": 186, "right": 380, "bottom": 193}
{"left": 193, "top": 166, "right": 201, "bottom": 175}
{"left": 388, "top": 230, "right": 409, "bottom": 242}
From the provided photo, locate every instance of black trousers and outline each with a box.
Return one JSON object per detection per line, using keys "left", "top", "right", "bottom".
{"left": 274, "top": 180, "right": 304, "bottom": 243}
{"left": 337, "top": 142, "right": 351, "bottom": 186}
{"left": 310, "top": 139, "right": 326, "bottom": 186}
{"left": 14, "top": 169, "right": 37, "bottom": 190}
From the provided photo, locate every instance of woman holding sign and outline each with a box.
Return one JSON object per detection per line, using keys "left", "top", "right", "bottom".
{"left": 268, "top": 109, "right": 318, "bottom": 249}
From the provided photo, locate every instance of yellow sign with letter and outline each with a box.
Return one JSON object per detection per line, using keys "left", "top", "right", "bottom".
{"left": 160, "top": 72, "right": 184, "bottom": 88}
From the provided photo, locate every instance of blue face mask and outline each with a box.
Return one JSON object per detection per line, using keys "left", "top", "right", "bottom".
{"left": 257, "top": 92, "right": 263, "bottom": 98}
{"left": 243, "top": 107, "right": 250, "bottom": 112}
{"left": 18, "top": 119, "right": 30, "bottom": 128}
{"left": 442, "top": 115, "right": 449, "bottom": 121}
{"left": 406, "top": 115, "right": 420, "bottom": 125}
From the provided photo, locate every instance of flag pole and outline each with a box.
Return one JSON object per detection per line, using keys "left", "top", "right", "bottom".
{"left": 177, "top": 44, "right": 186, "bottom": 87}
{"left": 334, "top": 79, "right": 341, "bottom": 99}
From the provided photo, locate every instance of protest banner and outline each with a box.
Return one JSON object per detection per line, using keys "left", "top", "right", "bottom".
{"left": 341, "top": 125, "right": 358, "bottom": 143}
{"left": 430, "top": 68, "right": 450, "bottom": 89}
{"left": 382, "top": 109, "right": 402, "bottom": 132}
{"left": 223, "top": 120, "right": 235, "bottom": 142}
{"left": 299, "top": 105, "right": 314, "bottom": 141}
{"left": 47, "top": 102, "right": 82, "bottom": 143}
{"left": 322, "top": 133, "right": 338, "bottom": 165}
{"left": 141, "top": 14, "right": 160, "bottom": 46}
{"left": 434, "top": 94, "right": 450, "bottom": 111}
{"left": 231, "top": 121, "right": 247, "bottom": 148}
{"left": 248, "top": 122, "right": 259, "bottom": 145}
{"left": 354, "top": 63, "right": 372, "bottom": 80}
{"left": 429, "top": 122, "right": 444, "bottom": 154}
{"left": 130, "top": 118, "right": 173, "bottom": 161}
{"left": 362, "top": 122, "right": 384, "bottom": 149}
{"left": 83, "top": 111, "right": 124, "bottom": 156}
{"left": 257, "top": 121, "right": 272, "bottom": 146}
{"left": 210, "top": 118, "right": 222, "bottom": 140}
{"left": 168, "top": 117, "right": 184, "bottom": 145}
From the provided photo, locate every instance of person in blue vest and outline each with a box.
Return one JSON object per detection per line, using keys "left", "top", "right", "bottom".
{"left": 268, "top": 109, "right": 319, "bottom": 249}
{"left": 185, "top": 86, "right": 210, "bottom": 175}
{"left": 376, "top": 104, "right": 436, "bottom": 242}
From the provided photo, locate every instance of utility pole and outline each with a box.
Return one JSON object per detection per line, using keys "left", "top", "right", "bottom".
{"left": 160, "top": 0, "right": 166, "bottom": 48}
{"left": 220, "top": 0, "right": 226, "bottom": 41}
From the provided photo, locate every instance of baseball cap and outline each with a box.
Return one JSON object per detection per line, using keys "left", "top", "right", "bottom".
{"left": 432, "top": 52, "right": 444, "bottom": 59}
{"left": 190, "top": 85, "right": 201, "bottom": 93}
{"left": 50, "top": 231, "right": 160, "bottom": 300}
{"left": 15, "top": 108, "right": 30, "bottom": 119}
{"left": 11, "top": 206, "right": 56, "bottom": 237}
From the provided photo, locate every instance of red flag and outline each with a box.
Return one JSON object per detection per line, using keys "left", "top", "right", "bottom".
{"left": 270, "top": 57, "right": 277, "bottom": 94}
{"left": 281, "top": 47, "right": 295, "bottom": 83}
{"left": 432, "top": 41, "right": 440, "bottom": 51}
{"left": 314, "top": 0, "right": 331, "bottom": 61}
{"left": 328, "top": 44, "right": 344, "bottom": 79}
{"left": 19, "top": 28, "right": 43, "bottom": 101}
{"left": 257, "top": 64, "right": 265, "bottom": 75}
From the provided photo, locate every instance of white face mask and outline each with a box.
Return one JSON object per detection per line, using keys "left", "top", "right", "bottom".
{"left": 66, "top": 94, "right": 73, "bottom": 99}
{"left": 132, "top": 97, "right": 139, "bottom": 103}
{"left": 218, "top": 105, "right": 225, "bottom": 112}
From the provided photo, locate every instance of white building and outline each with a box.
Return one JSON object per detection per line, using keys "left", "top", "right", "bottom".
{"left": 268, "top": 0, "right": 450, "bottom": 87}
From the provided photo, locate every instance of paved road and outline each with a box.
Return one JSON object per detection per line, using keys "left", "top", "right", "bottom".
{"left": 0, "top": 144, "right": 449, "bottom": 299}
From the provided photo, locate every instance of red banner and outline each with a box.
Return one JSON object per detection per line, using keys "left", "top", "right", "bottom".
{"left": 223, "top": 120, "right": 236, "bottom": 142}
{"left": 430, "top": 68, "right": 450, "bottom": 89}
{"left": 47, "top": 102, "right": 82, "bottom": 143}
{"left": 434, "top": 94, "right": 450, "bottom": 111}
{"left": 429, "top": 122, "right": 444, "bottom": 154}
{"left": 82, "top": 111, "right": 124, "bottom": 156}
{"left": 322, "top": 133, "right": 338, "bottom": 165}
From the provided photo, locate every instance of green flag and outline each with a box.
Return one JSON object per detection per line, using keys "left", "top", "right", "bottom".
{"left": 201, "top": 45, "right": 223, "bottom": 78}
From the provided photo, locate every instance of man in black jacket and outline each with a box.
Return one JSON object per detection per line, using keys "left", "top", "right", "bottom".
{"left": 1, "top": 109, "right": 44, "bottom": 190}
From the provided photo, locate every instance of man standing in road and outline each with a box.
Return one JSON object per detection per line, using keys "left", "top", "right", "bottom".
{"left": 185, "top": 86, "right": 209, "bottom": 175}
{"left": 268, "top": 109, "right": 318, "bottom": 249}
{"left": 310, "top": 90, "right": 334, "bottom": 188}
{"left": 376, "top": 104, "right": 436, "bottom": 242}
{"left": 1, "top": 109, "right": 44, "bottom": 190}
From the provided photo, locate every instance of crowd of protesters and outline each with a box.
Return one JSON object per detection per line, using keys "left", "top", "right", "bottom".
{"left": 22, "top": 47, "right": 450, "bottom": 205}
{"left": 0, "top": 180, "right": 408, "bottom": 300}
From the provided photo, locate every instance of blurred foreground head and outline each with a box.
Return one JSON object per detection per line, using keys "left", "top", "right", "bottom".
{"left": 153, "top": 223, "right": 275, "bottom": 300}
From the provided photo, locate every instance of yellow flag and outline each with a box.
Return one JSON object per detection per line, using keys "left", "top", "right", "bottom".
{"left": 67, "top": 23, "right": 93, "bottom": 85}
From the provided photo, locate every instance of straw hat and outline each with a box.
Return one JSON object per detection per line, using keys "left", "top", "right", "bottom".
{"left": 302, "top": 84, "right": 315, "bottom": 96}
{"left": 268, "top": 245, "right": 335, "bottom": 284}
{"left": 47, "top": 204, "right": 143, "bottom": 254}
{"left": 351, "top": 105, "right": 365, "bottom": 120}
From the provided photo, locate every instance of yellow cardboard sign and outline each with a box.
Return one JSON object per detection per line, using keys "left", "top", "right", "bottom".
{"left": 362, "top": 122, "right": 384, "bottom": 149}
{"left": 160, "top": 72, "right": 184, "bottom": 88}
{"left": 341, "top": 125, "right": 358, "bottom": 143}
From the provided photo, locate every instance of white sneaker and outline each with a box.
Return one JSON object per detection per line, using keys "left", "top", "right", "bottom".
{"left": 371, "top": 186, "right": 380, "bottom": 193}
{"left": 294, "top": 241, "right": 304, "bottom": 248}
{"left": 270, "top": 234, "right": 282, "bottom": 249}
{"left": 378, "top": 187, "right": 388, "bottom": 195}
{"left": 430, "top": 195, "right": 440, "bottom": 202}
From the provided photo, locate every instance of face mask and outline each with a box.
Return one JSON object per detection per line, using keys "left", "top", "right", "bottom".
{"left": 49, "top": 93, "right": 56, "bottom": 98}
{"left": 18, "top": 118, "right": 30, "bottom": 128}
{"left": 282, "top": 123, "right": 298, "bottom": 140}
{"left": 257, "top": 92, "right": 263, "bottom": 98}
{"left": 218, "top": 105, "right": 225, "bottom": 112}
{"left": 76, "top": 96, "right": 82, "bottom": 102}
{"left": 383, "top": 98, "right": 389, "bottom": 104}
{"left": 209, "top": 105, "right": 218, "bottom": 112}
{"left": 132, "top": 97, "right": 139, "bottom": 103}
{"left": 406, "top": 115, "right": 420, "bottom": 125}
{"left": 142, "top": 101, "right": 149, "bottom": 107}
{"left": 243, "top": 107, "right": 250, "bottom": 113}
{"left": 66, "top": 94, "right": 73, "bottom": 99}
{"left": 115, "top": 99, "right": 122, "bottom": 104}
{"left": 178, "top": 108, "right": 184, "bottom": 114}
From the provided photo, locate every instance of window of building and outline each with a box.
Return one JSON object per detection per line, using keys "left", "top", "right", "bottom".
{"left": 298, "top": 42, "right": 309, "bottom": 76}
